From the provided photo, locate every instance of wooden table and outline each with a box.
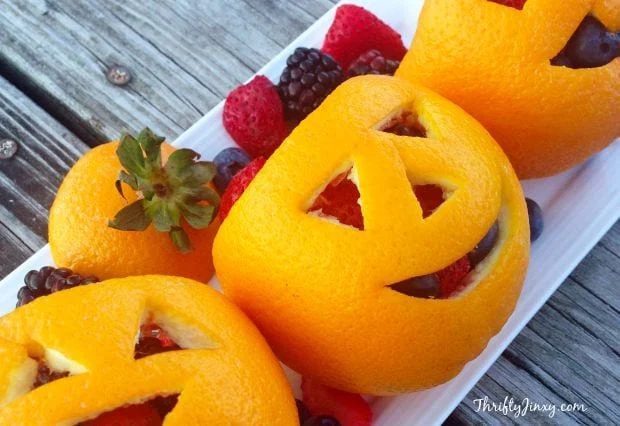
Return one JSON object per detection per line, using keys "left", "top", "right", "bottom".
{"left": 0, "top": 1, "right": 618, "bottom": 424}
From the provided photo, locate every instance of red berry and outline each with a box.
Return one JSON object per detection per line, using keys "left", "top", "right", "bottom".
{"left": 219, "top": 157, "right": 266, "bottom": 220}
{"left": 413, "top": 184, "right": 444, "bottom": 218}
{"left": 223, "top": 76, "right": 287, "bottom": 158}
{"left": 84, "top": 403, "right": 161, "bottom": 426}
{"left": 308, "top": 172, "right": 363, "bottom": 230}
{"left": 301, "top": 377, "right": 372, "bottom": 426}
{"left": 437, "top": 256, "right": 471, "bottom": 298}
{"left": 322, "top": 5, "right": 407, "bottom": 69}
{"left": 488, "top": 0, "right": 526, "bottom": 10}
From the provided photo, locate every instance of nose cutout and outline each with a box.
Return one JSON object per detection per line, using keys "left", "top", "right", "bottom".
{"left": 307, "top": 167, "right": 365, "bottom": 230}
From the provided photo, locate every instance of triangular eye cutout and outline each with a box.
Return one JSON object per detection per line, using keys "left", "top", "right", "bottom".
{"left": 379, "top": 109, "right": 426, "bottom": 137}
{"left": 135, "top": 323, "right": 181, "bottom": 360}
{"left": 134, "top": 319, "right": 181, "bottom": 360}
{"left": 134, "top": 311, "right": 217, "bottom": 360}
{"left": 307, "top": 168, "right": 364, "bottom": 230}
{"left": 412, "top": 183, "right": 451, "bottom": 218}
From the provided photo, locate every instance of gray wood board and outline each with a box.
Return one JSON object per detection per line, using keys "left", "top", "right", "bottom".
{"left": 0, "top": 0, "right": 618, "bottom": 424}
{"left": 0, "top": 0, "right": 337, "bottom": 145}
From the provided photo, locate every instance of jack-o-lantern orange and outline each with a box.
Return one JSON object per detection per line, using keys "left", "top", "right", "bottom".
{"left": 213, "top": 76, "right": 530, "bottom": 394}
{"left": 0, "top": 276, "right": 297, "bottom": 424}
{"left": 397, "top": 0, "right": 619, "bottom": 178}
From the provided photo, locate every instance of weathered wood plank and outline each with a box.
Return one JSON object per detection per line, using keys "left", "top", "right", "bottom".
{"left": 0, "top": 0, "right": 338, "bottom": 146}
{"left": 448, "top": 223, "right": 620, "bottom": 425}
{"left": 0, "top": 75, "right": 86, "bottom": 277}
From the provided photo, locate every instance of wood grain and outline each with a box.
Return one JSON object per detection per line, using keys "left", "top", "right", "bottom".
{"left": 0, "top": 75, "right": 86, "bottom": 277}
{"left": 0, "top": 1, "right": 617, "bottom": 424}
{"left": 0, "top": 0, "right": 336, "bottom": 146}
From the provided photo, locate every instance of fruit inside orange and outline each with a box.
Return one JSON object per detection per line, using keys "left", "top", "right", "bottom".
{"left": 397, "top": 0, "right": 619, "bottom": 178}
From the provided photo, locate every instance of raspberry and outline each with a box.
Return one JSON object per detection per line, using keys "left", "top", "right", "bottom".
{"left": 278, "top": 47, "right": 343, "bottom": 120}
{"left": 219, "top": 157, "right": 266, "bottom": 220}
{"left": 223, "top": 76, "right": 287, "bottom": 157}
{"left": 346, "top": 50, "right": 400, "bottom": 78}
{"left": 413, "top": 184, "right": 444, "bottom": 218}
{"left": 308, "top": 172, "right": 363, "bottom": 230}
{"left": 17, "top": 266, "right": 99, "bottom": 308}
{"left": 83, "top": 403, "right": 162, "bottom": 426}
{"left": 322, "top": 5, "right": 407, "bottom": 69}
{"left": 437, "top": 256, "right": 471, "bottom": 298}
{"left": 488, "top": 0, "right": 526, "bottom": 9}
{"left": 302, "top": 377, "right": 372, "bottom": 426}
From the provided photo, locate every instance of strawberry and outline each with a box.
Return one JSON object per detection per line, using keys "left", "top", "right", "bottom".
{"left": 488, "top": 0, "right": 527, "bottom": 10}
{"left": 413, "top": 184, "right": 444, "bottom": 218}
{"left": 322, "top": 5, "right": 407, "bottom": 69}
{"left": 84, "top": 403, "right": 161, "bottom": 426}
{"left": 301, "top": 377, "right": 372, "bottom": 426}
{"left": 437, "top": 256, "right": 471, "bottom": 298}
{"left": 223, "top": 75, "right": 287, "bottom": 158}
{"left": 219, "top": 157, "right": 266, "bottom": 220}
{"left": 308, "top": 172, "right": 363, "bottom": 230}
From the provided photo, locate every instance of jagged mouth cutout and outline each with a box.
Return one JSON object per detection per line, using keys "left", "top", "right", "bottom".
{"left": 486, "top": 2, "right": 618, "bottom": 69}
{"left": 550, "top": 14, "right": 619, "bottom": 69}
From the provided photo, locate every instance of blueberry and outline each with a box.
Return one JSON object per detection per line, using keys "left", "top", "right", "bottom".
{"left": 389, "top": 274, "right": 440, "bottom": 299}
{"left": 213, "top": 147, "right": 251, "bottom": 193}
{"left": 303, "top": 415, "right": 341, "bottom": 426}
{"left": 526, "top": 198, "right": 544, "bottom": 242}
{"left": 468, "top": 221, "right": 499, "bottom": 267}
{"left": 296, "top": 399, "right": 311, "bottom": 424}
{"left": 552, "top": 15, "right": 619, "bottom": 69}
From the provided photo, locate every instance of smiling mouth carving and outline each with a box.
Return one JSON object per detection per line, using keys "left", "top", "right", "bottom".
{"left": 388, "top": 221, "right": 499, "bottom": 299}
{"left": 551, "top": 15, "right": 619, "bottom": 69}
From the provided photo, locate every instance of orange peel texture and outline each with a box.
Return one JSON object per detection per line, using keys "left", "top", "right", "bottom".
{"left": 397, "top": 0, "right": 620, "bottom": 178}
{"left": 213, "top": 76, "right": 530, "bottom": 394}
{"left": 49, "top": 142, "right": 219, "bottom": 282}
{"left": 0, "top": 276, "right": 297, "bottom": 425}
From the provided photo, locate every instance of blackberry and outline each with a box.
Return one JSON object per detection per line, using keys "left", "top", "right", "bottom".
{"left": 33, "top": 361, "right": 70, "bottom": 388}
{"left": 17, "top": 266, "right": 99, "bottom": 307}
{"left": 346, "top": 49, "right": 400, "bottom": 79}
{"left": 278, "top": 47, "right": 343, "bottom": 120}
{"left": 526, "top": 198, "right": 544, "bottom": 242}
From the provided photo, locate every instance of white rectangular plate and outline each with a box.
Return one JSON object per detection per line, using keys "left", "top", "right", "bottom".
{"left": 1, "top": 0, "right": 619, "bottom": 424}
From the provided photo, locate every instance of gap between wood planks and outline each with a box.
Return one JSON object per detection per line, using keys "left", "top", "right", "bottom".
{"left": 0, "top": 0, "right": 338, "bottom": 148}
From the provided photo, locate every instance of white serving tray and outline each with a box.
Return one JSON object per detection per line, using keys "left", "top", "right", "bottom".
{"left": 1, "top": 0, "right": 619, "bottom": 424}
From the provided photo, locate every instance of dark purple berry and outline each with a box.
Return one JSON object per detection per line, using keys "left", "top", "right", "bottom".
{"left": 16, "top": 287, "right": 35, "bottom": 307}
{"left": 526, "top": 198, "right": 544, "bottom": 242}
{"left": 296, "top": 399, "right": 311, "bottom": 424}
{"left": 25, "top": 270, "right": 45, "bottom": 293}
{"left": 551, "top": 15, "right": 619, "bottom": 69}
{"left": 18, "top": 266, "right": 100, "bottom": 306}
{"left": 303, "top": 415, "right": 341, "bottom": 426}
{"left": 468, "top": 221, "right": 499, "bottom": 267}
{"left": 33, "top": 362, "right": 69, "bottom": 388}
{"left": 278, "top": 47, "right": 343, "bottom": 120}
{"left": 213, "top": 147, "right": 252, "bottom": 193}
{"left": 347, "top": 49, "right": 400, "bottom": 78}
{"left": 389, "top": 274, "right": 440, "bottom": 299}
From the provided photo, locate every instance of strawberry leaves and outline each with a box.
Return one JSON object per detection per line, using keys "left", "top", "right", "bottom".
{"left": 108, "top": 128, "right": 220, "bottom": 253}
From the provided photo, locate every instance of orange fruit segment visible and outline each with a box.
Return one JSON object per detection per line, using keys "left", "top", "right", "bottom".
{"left": 397, "top": 0, "right": 620, "bottom": 178}
{"left": 49, "top": 141, "right": 219, "bottom": 282}
{"left": 213, "top": 75, "right": 530, "bottom": 394}
{"left": 0, "top": 275, "right": 297, "bottom": 425}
